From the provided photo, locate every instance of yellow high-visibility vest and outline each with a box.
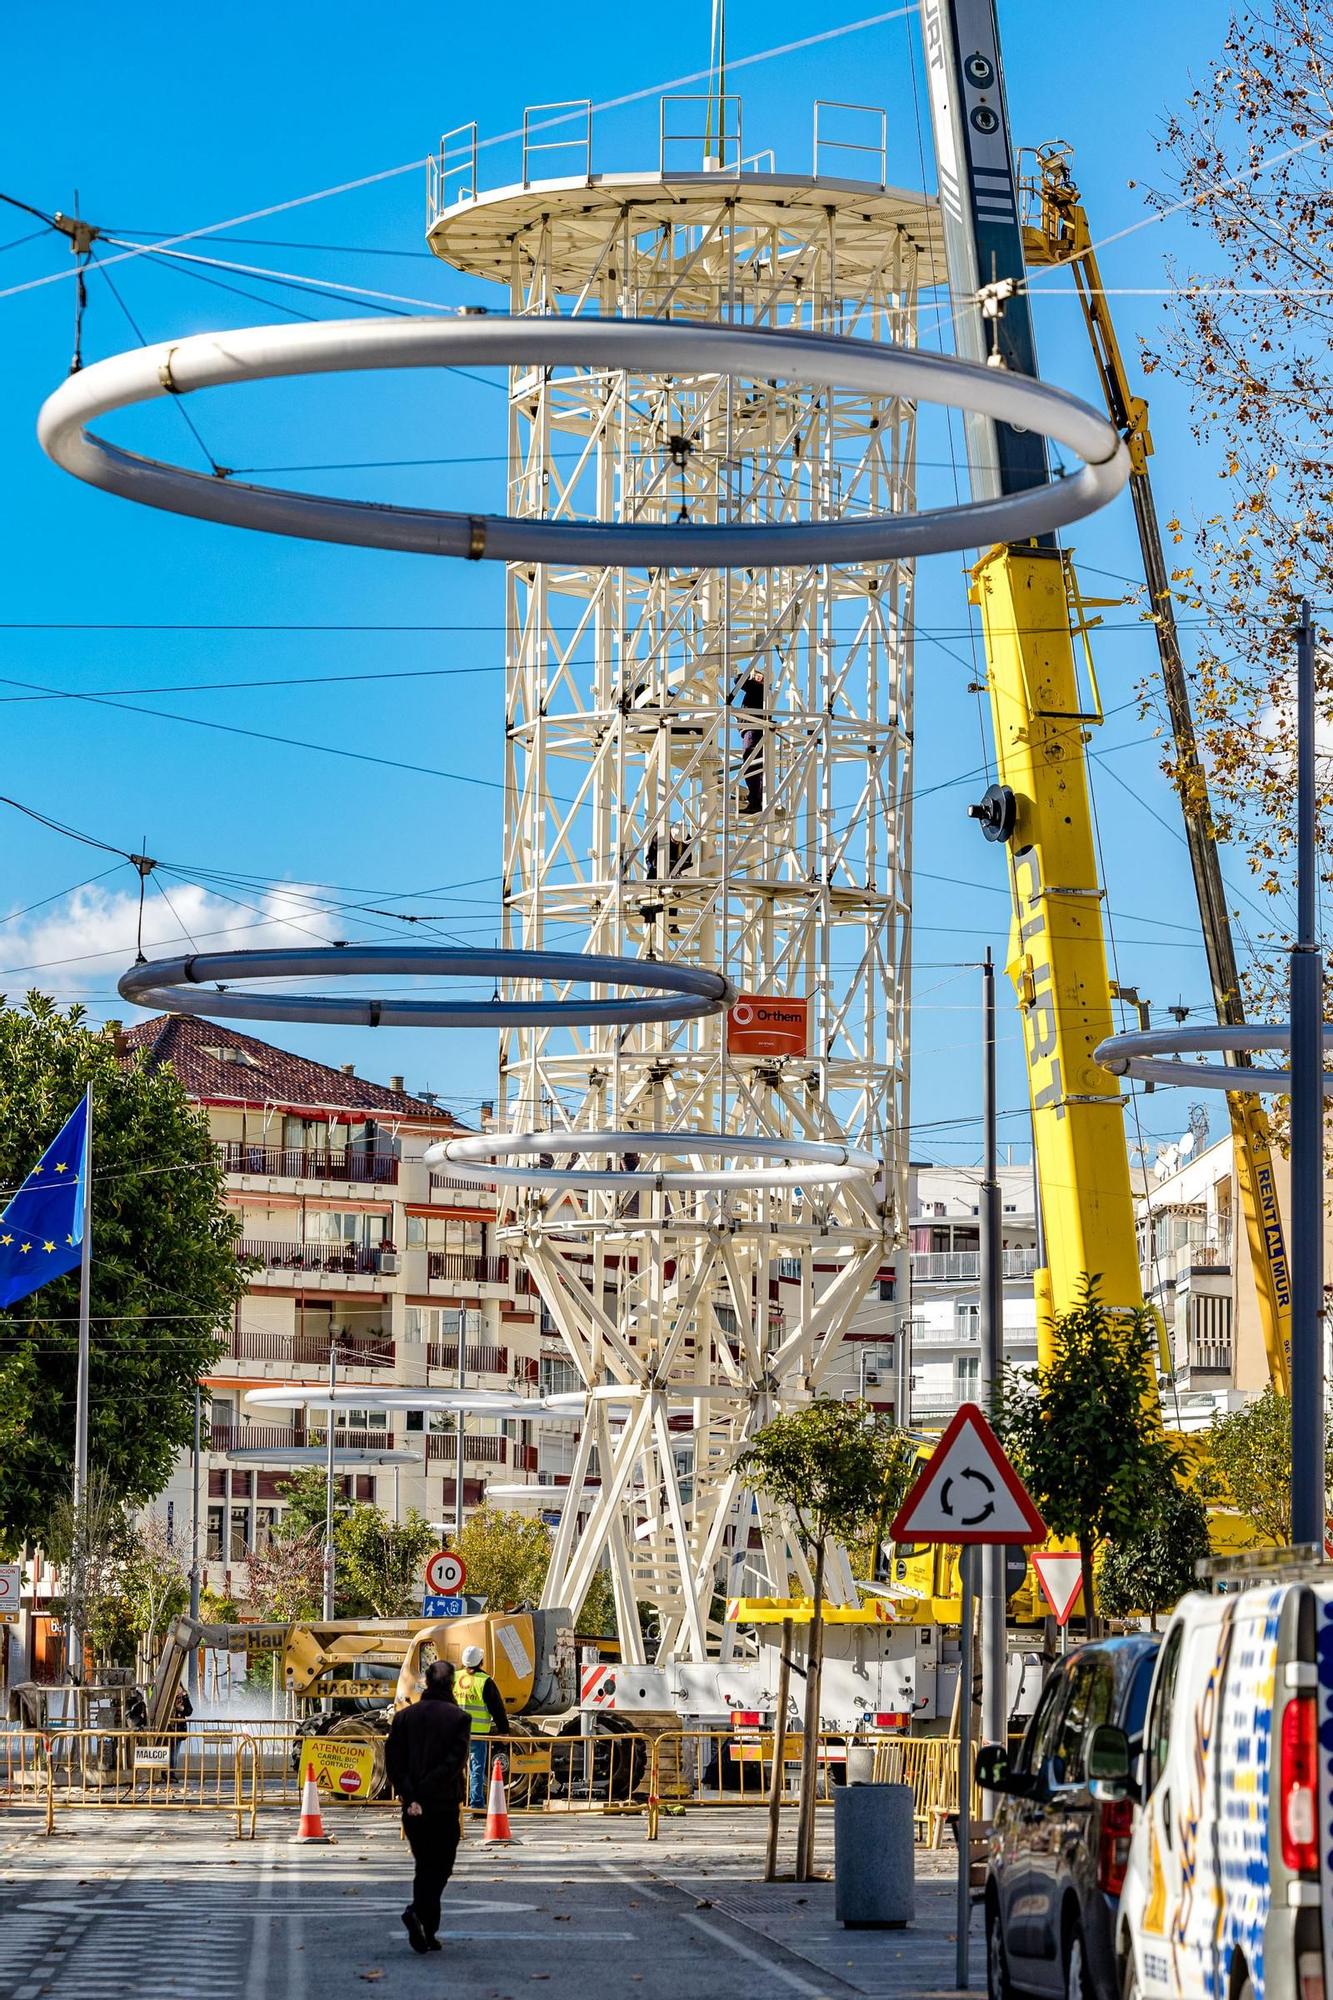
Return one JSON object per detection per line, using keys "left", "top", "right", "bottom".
{"left": 455, "top": 1668, "right": 492, "bottom": 1737}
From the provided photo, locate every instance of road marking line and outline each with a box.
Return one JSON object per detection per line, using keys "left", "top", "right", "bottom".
{"left": 681, "top": 1912, "right": 834, "bottom": 1996}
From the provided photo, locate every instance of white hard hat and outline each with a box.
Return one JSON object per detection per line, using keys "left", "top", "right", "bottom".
{"left": 461, "top": 1645, "right": 485, "bottom": 1669}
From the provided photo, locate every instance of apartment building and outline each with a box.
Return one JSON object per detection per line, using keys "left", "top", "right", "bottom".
{"left": 904, "top": 1159, "right": 1040, "bottom": 1424}
{"left": 121, "top": 1016, "right": 550, "bottom": 1602}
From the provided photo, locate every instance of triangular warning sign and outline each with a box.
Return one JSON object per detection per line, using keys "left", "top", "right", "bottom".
{"left": 1032, "top": 1551, "right": 1085, "bottom": 1627}
{"left": 890, "top": 1403, "right": 1046, "bottom": 1546}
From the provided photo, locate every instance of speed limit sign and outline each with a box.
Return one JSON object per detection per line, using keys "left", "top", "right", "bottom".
{"left": 424, "top": 1549, "right": 466, "bottom": 1596}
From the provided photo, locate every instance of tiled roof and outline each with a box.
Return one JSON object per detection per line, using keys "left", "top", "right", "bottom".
{"left": 118, "top": 1015, "right": 461, "bottom": 1123}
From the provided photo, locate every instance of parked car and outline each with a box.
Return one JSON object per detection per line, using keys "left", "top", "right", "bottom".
{"left": 977, "top": 1633, "right": 1159, "bottom": 2000}
{"left": 1117, "top": 1559, "right": 1327, "bottom": 2000}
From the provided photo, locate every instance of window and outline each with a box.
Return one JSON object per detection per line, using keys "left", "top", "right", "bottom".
{"left": 540, "top": 1356, "right": 582, "bottom": 1398}
{"left": 1051, "top": 1660, "right": 1115, "bottom": 1786}
{"left": 255, "top": 1508, "right": 279, "bottom": 1553}
{"left": 206, "top": 1505, "right": 224, "bottom": 1560}
{"left": 336, "top": 1407, "right": 388, "bottom": 1433}
{"left": 954, "top": 1355, "right": 979, "bottom": 1397}
{"left": 1146, "top": 1623, "right": 1185, "bottom": 1797}
{"left": 955, "top": 1302, "right": 980, "bottom": 1342}
{"left": 229, "top": 1507, "right": 250, "bottom": 1559}
{"left": 406, "top": 1410, "right": 424, "bottom": 1432}
{"left": 404, "top": 1306, "right": 424, "bottom": 1344}
{"left": 406, "top": 1215, "right": 427, "bottom": 1248}
{"left": 1016, "top": 1670, "right": 1067, "bottom": 1780}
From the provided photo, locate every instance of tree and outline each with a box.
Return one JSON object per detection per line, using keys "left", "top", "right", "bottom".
{"left": 44, "top": 1469, "right": 134, "bottom": 1671}
{"left": 121, "top": 1513, "right": 189, "bottom": 1671}
{"left": 1202, "top": 1384, "right": 1333, "bottom": 1546}
{"left": 1143, "top": 1, "right": 1333, "bottom": 995}
{"left": 455, "top": 1506, "right": 553, "bottom": 1611}
{"left": 0, "top": 998, "right": 247, "bottom": 1552}
{"left": 245, "top": 1527, "right": 325, "bottom": 1623}
{"left": 735, "top": 1401, "right": 914, "bottom": 1882}
{"left": 336, "top": 1506, "right": 436, "bottom": 1618}
{"left": 1097, "top": 1480, "right": 1213, "bottom": 1627}
{"left": 996, "top": 1284, "right": 1178, "bottom": 1636}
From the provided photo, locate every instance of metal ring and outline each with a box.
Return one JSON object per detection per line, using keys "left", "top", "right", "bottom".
{"left": 1095, "top": 1024, "right": 1333, "bottom": 1096}
{"left": 425, "top": 1127, "right": 880, "bottom": 1190}
{"left": 117, "top": 947, "right": 732, "bottom": 1028}
{"left": 39, "top": 316, "right": 1129, "bottom": 565}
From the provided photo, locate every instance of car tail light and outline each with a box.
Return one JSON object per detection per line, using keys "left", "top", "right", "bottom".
{"left": 1281, "top": 1692, "right": 1319, "bottom": 1875}
{"left": 1097, "top": 1794, "right": 1134, "bottom": 1895}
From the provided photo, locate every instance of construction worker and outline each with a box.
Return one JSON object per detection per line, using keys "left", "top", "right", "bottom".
{"left": 385, "top": 1659, "right": 471, "bottom": 1955}
{"left": 456, "top": 1643, "right": 509, "bottom": 1809}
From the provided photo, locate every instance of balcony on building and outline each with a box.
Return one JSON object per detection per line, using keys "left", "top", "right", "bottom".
{"left": 910, "top": 1245, "right": 1041, "bottom": 1284}
{"left": 222, "top": 1303, "right": 395, "bottom": 1373}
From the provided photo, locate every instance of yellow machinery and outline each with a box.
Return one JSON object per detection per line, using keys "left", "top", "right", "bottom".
{"left": 146, "top": 1606, "right": 575, "bottom": 1730}
{"left": 968, "top": 544, "right": 1147, "bottom": 1355}
{"left": 1017, "top": 141, "right": 1292, "bottom": 1392}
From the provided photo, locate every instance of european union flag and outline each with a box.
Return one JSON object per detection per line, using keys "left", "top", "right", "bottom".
{"left": 0, "top": 1094, "right": 89, "bottom": 1310}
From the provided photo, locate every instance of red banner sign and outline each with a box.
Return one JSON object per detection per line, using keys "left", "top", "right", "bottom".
{"left": 727, "top": 994, "right": 810, "bottom": 1058}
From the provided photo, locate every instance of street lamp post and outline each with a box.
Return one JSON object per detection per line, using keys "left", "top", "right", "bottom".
{"left": 187, "top": 1383, "right": 201, "bottom": 1696}
{"left": 323, "top": 1343, "right": 337, "bottom": 1621}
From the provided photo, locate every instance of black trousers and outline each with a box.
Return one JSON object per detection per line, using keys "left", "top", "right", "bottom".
{"left": 403, "top": 1807, "right": 462, "bottom": 1939}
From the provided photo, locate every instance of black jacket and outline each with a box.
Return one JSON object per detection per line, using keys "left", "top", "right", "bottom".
{"left": 385, "top": 1690, "right": 471, "bottom": 1812}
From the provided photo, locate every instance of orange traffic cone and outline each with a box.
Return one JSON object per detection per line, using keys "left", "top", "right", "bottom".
{"left": 483, "top": 1757, "right": 515, "bottom": 1844}
{"left": 295, "top": 1762, "right": 332, "bottom": 1843}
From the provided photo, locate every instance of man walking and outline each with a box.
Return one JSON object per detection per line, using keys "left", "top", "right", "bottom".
{"left": 385, "top": 1660, "right": 471, "bottom": 1954}
{"left": 455, "top": 1644, "right": 509, "bottom": 1810}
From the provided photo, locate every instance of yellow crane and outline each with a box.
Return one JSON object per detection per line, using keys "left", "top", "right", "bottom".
{"left": 1015, "top": 140, "right": 1292, "bottom": 1394}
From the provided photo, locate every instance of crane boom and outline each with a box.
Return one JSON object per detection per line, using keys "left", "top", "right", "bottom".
{"left": 923, "top": 0, "right": 1147, "bottom": 1362}
{"left": 1020, "top": 144, "right": 1292, "bottom": 1393}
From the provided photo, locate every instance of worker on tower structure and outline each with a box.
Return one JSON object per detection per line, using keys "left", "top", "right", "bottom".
{"left": 456, "top": 1643, "right": 510, "bottom": 1809}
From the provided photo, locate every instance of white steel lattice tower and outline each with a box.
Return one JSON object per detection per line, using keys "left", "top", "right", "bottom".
{"left": 427, "top": 102, "right": 940, "bottom": 1663}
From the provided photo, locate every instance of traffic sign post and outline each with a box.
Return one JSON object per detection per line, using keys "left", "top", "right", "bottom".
{"left": 1031, "top": 1551, "right": 1085, "bottom": 1628}
{"left": 890, "top": 1404, "right": 1046, "bottom": 1990}
{"left": 889, "top": 1403, "right": 1046, "bottom": 1546}
{"left": 424, "top": 1550, "right": 466, "bottom": 1597}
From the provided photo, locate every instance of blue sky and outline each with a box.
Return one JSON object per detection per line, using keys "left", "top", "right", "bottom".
{"left": 2, "top": 0, "right": 1257, "bottom": 1165}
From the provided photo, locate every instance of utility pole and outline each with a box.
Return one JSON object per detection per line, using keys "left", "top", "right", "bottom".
{"left": 455, "top": 1311, "right": 468, "bottom": 1542}
{"left": 187, "top": 1383, "right": 201, "bottom": 1696}
{"left": 70, "top": 1081, "right": 93, "bottom": 1684}
{"left": 979, "top": 951, "right": 1006, "bottom": 1744}
{"left": 1290, "top": 602, "right": 1325, "bottom": 1547}
{"left": 323, "top": 1343, "right": 338, "bottom": 1620}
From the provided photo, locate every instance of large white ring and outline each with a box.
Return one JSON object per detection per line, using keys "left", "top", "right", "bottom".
{"left": 38, "top": 317, "right": 1129, "bottom": 564}
{"left": 1096, "top": 1024, "right": 1333, "bottom": 1095}
{"left": 426, "top": 1127, "right": 880, "bottom": 1191}
{"left": 117, "top": 947, "right": 732, "bottom": 1028}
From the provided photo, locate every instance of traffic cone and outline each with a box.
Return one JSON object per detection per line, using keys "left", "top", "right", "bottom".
{"left": 295, "top": 1762, "right": 332, "bottom": 1843}
{"left": 483, "top": 1757, "right": 515, "bottom": 1844}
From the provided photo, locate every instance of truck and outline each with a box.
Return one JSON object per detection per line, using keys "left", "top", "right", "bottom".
{"left": 1115, "top": 1550, "right": 1328, "bottom": 2000}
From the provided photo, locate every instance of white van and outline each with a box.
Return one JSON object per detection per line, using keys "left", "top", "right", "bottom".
{"left": 1115, "top": 1553, "right": 1327, "bottom": 1999}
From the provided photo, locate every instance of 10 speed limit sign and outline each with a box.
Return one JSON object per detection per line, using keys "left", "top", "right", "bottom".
{"left": 424, "top": 1549, "right": 466, "bottom": 1596}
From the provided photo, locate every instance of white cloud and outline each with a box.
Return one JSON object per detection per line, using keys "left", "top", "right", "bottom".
{"left": 0, "top": 880, "right": 341, "bottom": 993}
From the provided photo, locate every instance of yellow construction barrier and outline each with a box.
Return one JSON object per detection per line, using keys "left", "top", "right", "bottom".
{"left": 1, "top": 1727, "right": 259, "bottom": 1838}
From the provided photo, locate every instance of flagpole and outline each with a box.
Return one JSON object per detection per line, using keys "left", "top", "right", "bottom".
{"left": 70, "top": 1082, "right": 92, "bottom": 1683}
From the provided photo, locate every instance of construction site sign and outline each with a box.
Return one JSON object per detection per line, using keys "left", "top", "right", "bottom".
{"left": 0, "top": 1563, "right": 20, "bottom": 1624}
{"left": 726, "top": 994, "right": 809, "bottom": 1058}
{"left": 1032, "top": 1551, "right": 1086, "bottom": 1626}
{"left": 301, "top": 1736, "right": 377, "bottom": 1798}
{"left": 890, "top": 1403, "right": 1047, "bottom": 1546}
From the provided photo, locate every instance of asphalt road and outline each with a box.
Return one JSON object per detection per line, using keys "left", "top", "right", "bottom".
{"left": 0, "top": 1805, "right": 968, "bottom": 1999}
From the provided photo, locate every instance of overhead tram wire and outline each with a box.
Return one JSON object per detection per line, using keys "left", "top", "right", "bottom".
{"left": 87, "top": 251, "right": 225, "bottom": 476}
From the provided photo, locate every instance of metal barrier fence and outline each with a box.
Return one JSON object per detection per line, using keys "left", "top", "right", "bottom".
{"left": 0, "top": 1728, "right": 257, "bottom": 1838}
{"left": 1, "top": 1721, "right": 969, "bottom": 1847}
